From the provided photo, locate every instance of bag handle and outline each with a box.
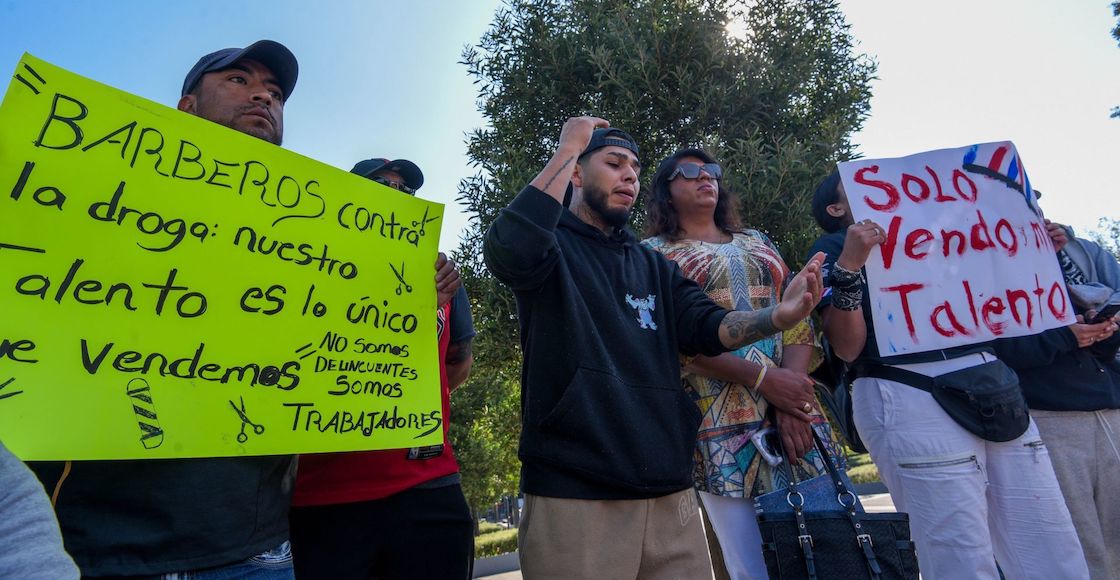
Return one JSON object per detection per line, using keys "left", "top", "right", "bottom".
{"left": 810, "top": 427, "right": 884, "bottom": 579}
{"left": 772, "top": 424, "right": 883, "bottom": 579}
{"left": 771, "top": 436, "right": 818, "bottom": 580}
{"left": 767, "top": 422, "right": 819, "bottom": 578}
{"left": 772, "top": 422, "right": 859, "bottom": 512}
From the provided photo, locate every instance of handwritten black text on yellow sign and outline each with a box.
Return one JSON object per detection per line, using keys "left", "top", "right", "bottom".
{"left": 0, "top": 54, "right": 445, "bottom": 459}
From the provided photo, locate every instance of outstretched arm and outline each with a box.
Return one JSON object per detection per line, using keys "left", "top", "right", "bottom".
{"left": 717, "top": 253, "right": 825, "bottom": 350}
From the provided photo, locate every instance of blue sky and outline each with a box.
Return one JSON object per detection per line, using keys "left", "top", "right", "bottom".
{"left": 1, "top": 0, "right": 1117, "bottom": 251}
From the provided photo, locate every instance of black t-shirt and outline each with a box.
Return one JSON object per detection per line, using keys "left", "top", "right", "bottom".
{"left": 448, "top": 286, "right": 475, "bottom": 344}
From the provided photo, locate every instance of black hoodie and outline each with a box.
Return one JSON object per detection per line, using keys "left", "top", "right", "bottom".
{"left": 484, "top": 186, "right": 729, "bottom": 499}
{"left": 994, "top": 321, "right": 1120, "bottom": 411}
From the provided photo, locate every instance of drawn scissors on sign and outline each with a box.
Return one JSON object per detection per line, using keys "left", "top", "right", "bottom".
{"left": 229, "top": 396, "right": 265, "bottom": 443}
{"left": 410, "top": 206, "right": 440, "bottom": 237}
{"left": 390, "top": 262, "right": 412, "bottom": 295}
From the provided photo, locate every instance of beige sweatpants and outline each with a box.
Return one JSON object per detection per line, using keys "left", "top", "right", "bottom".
{"left": 1032, "top": 408, "right": 1120, "bottom": 580}
{"left": 518, "top": 489, "right": 714, "bottom": 580}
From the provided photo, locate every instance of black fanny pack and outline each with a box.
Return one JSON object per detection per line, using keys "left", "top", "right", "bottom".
{"left": 857, "top": 360, "right": 1029, "bottom": 442}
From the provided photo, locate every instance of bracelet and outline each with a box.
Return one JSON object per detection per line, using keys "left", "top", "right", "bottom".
{"left": 830, "top": 262, "right": 864, "bottom": 290}
{"left": 753, "top": 365, "right": 768, "bottom": 389}
{"left": 831, "top": 287, "right": 863, "bottom": 311}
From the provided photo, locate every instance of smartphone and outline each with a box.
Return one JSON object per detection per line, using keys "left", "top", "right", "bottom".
{"left": 751, "top": 427, "right": 784, "bottom": 467}
{"left": 1089, "top": 303, "right": 1120, "bottom": 324}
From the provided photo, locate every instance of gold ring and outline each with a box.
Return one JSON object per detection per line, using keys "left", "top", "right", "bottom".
{"left": 802, "top": 402, "right": 812, "bottom": 413}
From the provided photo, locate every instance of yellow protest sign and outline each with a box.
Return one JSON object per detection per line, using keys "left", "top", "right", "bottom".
{"left": 0, "top": 54, "right": 445, "bottom": 460}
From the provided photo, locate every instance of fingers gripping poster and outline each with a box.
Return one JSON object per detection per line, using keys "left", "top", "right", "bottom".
{"left": 0, "top": 54, "right": 445, "bottom": 459}
{"left": 839, "top": 142, "right": 1073, "bottom": 356}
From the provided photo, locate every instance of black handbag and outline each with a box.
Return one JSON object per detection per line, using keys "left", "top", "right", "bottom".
{"left": 757, "top": 429, "right": 919, "bottom": 580}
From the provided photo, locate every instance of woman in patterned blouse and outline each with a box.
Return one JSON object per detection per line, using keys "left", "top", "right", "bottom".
{"left": 642, "top": 148, "right": 838, "bottom": 580}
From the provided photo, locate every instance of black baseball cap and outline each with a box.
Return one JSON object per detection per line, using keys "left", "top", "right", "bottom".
{"left": 181, "top": 40, "right": 298, "bottom": 101}
{"left": 350, "top": 158, "right": 425, "bottom": 191}
{"left": 581, "top": 128, "right": 640, "bottom": 159}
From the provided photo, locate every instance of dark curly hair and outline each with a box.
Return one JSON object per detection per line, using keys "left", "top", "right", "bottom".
{"left": 644, "top": 148, "right": 742, "bottom": 240}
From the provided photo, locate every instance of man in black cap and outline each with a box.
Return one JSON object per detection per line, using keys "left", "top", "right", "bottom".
{"left": 483, "top": 116, "right": 823, "bottom": 578}
{"left": 349, "top": 158, "right": 425, "bottom": 194}
{"left": 31, "top": 40, "right": 301, "bottom": 579}
{"left": 177, "top": 39, "right": 297, "bottom": 145}
{"left": 289, "top": 158, "right": 476, "bottom": 580}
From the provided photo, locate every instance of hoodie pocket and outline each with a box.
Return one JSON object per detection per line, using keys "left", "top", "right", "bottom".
{"left": 537, "top": 366, "right": 699, "bottom": 489}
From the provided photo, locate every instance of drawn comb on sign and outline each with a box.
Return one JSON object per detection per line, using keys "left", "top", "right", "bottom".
{"left": 126, "top": 378, "right": 164, "bottom": 449}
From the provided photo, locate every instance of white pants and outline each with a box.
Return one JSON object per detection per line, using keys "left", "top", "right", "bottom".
{"left": 853, "top": 353, "right": 1088, "bottom": 580}
{"left": 698, "top": 491, "right": 768, "bottom": 580}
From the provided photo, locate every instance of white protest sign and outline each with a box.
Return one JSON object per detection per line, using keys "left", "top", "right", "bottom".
{"left": 839, "top": 141, "right": 1073, "bottom": 356}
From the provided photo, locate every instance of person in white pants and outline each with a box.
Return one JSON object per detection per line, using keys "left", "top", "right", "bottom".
{"left": 808, "top": 172, "right": 1089, "bottom": 579}
{"left": 853, "top": 355, "right": 1088, "bottom": 579}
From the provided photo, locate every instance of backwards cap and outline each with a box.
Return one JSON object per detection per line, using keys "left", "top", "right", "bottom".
{"left": 581, "top": 128, "right": 639, "bottom": 158}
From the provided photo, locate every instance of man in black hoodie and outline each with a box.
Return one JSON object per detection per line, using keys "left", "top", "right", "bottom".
{"left": 483, "top": 116, "right": 823, "bottom": 579}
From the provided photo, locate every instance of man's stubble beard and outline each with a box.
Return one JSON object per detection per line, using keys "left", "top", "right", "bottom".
{"left": 194, "top": 97, "right": 282, "bottom": 146}
{"left": 582, "top": 182, "right": 632, "bottom": 228}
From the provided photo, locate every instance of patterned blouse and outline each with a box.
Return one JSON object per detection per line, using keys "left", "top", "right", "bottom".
{"left": 643, "top": 230, "right": 839, "bottom": 498}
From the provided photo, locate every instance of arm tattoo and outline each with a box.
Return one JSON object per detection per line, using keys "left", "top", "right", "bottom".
{"left": 446, "top": 339, "right": 473, "bottom": 365}
{"left": 720, "top": 306, "right": 779, "bottom": 349}
{"left": 542, "top": 156, "right": 575, "bottom": 190}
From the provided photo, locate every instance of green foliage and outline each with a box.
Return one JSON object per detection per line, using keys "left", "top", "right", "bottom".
{"left": 1114, "top": 0, "right": 1120, "bottom": 44}
{"left": 459, "top": 0, "right": 875, "bottom": 262}
{"left": 1089, "top": 217, "right": 1120, "bottom": 260}
{"left": 478, "top": 520, "right": 506, "bottom": 535}
{"left": 450, "top": 0, "right": 876, "bottom": 514}
{"left": 1113, "top": 1, "right": 1119, "bottom": 118}
{"left": 845, "top": 452, "right": 881, "bottom": 485}
{"left": 475, "top": 528, "right": 520, "bottom": 558}
{"left": 448, "top": 281, "right": 521, "bottom": 513}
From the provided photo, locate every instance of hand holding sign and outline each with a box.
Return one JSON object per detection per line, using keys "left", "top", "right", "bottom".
{"left": 839, "top": 142, "right": 1073, "bottom": 355}
{"left": 1044, "top": 220, "right": 1068, "bottom": 253}
{"left": 434, "top": 252, "right": 460, "bottom": 307}
{"left": 837, "top": 220, "right": 885, "bottom": 271}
